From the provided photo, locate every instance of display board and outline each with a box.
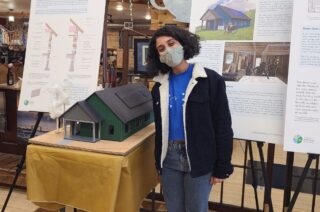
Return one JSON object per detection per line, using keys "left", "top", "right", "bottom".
{"left": 189, "top": 0, "right": 293, "bottom": 144}
{"left": 18, "top": 0, "right": 106, "bottom": 112}
{"left": 284, "top": 0, "right": 320, "bottom": 154}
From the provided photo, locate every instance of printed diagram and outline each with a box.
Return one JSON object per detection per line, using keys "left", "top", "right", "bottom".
{"left": 43, "top": 23, "right": 58, "bottom": 71}
{"left": 66, "top": 19, "right": 84, "bottom": 72}
{"left": 31, "top": 88, "right": 41, "bottom": 98}
{"left": 309, "top": 0, "right": 320, "bottom": 13}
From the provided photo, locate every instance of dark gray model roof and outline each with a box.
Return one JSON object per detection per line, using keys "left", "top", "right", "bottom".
{"left": 94, "top": 83, "right": 153, "bottom": 123}
{"left": 61, "top": 100, "right": 103, "bottom": 123}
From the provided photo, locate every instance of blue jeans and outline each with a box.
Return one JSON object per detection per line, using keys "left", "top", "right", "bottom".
{"left": 160, "top": 141, "right": 212, "bottom": 212}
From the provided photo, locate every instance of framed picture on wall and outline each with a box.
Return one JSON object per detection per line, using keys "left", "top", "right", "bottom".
{"left": 134, "top": 38, "right": 150, "bottom": 75}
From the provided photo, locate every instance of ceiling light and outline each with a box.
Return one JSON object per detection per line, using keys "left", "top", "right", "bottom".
{"left": 145, "top": 1, "right": 151, "bottom": 20}
{"left": 145, "top": 14, "right": 151, "bottom": 20}
{"left": 116, "top": 4, "right": 124, "bottom": 11}
{"left": 8, "top": 3, "right": 14, "bottom": 10}
{"left": 8, "top": 16, "right": 14, "bottom": 22}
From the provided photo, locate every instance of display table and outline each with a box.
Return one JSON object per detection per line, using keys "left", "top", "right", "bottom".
{"left": 26, "top": 123, "right": 157, "bottom": 212}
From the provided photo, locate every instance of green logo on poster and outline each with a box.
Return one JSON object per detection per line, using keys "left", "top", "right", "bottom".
{"left": 293, "top": 135, "right": 303, "bottom": 144}
{"left": 24, "top": 100, "right": 29, "bottom": 105}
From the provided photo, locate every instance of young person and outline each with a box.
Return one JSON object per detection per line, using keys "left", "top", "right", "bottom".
{"left": 147, "top": 25, "right": 234, "bottom": 212}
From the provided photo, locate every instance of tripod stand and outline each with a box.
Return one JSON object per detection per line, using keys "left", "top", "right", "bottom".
{"left": 1, "top": 112, "right": 43, "bottom": 212}
{"left": 286, "top": 153, "right": 319, "bottom": 212}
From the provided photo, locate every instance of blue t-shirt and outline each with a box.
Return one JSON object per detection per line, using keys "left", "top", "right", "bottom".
{"left": 169, "top": 64, "right": 194, "bottom": 141}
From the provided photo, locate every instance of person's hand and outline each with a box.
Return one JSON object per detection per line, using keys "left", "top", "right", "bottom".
{"left": 210, "top": 177, "right": 224, "bottom": 185}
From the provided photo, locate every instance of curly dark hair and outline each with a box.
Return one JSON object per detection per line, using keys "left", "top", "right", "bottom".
{"left": 146, "top": 25, "right": 201, "bottom": 74}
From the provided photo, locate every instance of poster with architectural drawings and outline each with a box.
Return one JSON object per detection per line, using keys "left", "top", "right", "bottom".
{"left": 18, "top": 0, "right": 106, "bottom": 112}
{"left": 189, "top": 0, "right": 293, "bottom": 144}
{"left": 284, "top": 0, "right": 320, "bottom": 154}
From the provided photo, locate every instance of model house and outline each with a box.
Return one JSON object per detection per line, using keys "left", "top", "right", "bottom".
{"left": 60, "top": 83, "right": 154, "bottom": 142}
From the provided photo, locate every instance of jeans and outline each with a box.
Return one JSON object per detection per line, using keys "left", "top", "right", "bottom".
{"left": 160, "top": 141, "right": 213, "bottom": 212}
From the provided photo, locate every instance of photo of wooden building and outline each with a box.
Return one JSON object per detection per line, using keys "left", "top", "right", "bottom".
{"left": 222, "top": 42, "right": 290, "bottom": 84}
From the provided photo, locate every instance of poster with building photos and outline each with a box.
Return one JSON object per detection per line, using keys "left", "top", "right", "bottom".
{"left": 189, "top": 0, "right": 293, "bottom": 144}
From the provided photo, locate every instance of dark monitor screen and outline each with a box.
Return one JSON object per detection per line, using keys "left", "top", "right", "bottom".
{"left": 134, "top": 38, "right": 151, "bottom": 75}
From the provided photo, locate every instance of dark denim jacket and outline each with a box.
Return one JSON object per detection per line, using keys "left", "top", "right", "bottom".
{"left": 152, "top": 66, "right": 234, "bottom": 178}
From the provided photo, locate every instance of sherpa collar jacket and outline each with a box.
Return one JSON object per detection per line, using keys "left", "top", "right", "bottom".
{"left": 151, "top": 63, "right": 234, "bottom": 178}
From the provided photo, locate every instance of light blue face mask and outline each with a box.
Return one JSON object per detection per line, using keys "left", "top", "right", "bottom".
{"left": 159, "top": 45, "right": 184, "bottom": 67}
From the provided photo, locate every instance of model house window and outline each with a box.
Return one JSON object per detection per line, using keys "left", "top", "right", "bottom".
{"left": 74, "top": 122, "right": 81, "bottom": 135}
{"left": 144, "top": 113, "right": 150, "bottom": 121}
{"left": 95, "top": 123, "right": 99, "bottom": 138}
{"left": 109, "top": 125, "right": 114, "bottom": 135}
{"left": 125, "top": 124, "right": 129, "bottom": 133}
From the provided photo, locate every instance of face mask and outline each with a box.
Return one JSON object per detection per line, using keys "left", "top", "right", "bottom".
{"left": 159, "top": 45, "right": 184, "bottom": 67}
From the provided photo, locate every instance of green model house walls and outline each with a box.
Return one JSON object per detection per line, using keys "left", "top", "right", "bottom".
{"left": 61, "top": 83, "right": 154, "bottom": 142}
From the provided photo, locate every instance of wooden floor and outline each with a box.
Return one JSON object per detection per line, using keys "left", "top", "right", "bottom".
{"left": 211, "top": 140, "right": 320, "bottom": 212}
{"left": 0, "top": 186, "right": 49, "bottom": 212}
{"left": 0, "top": 140, "right": 319, "bottom": 212}
{"left": 0, "top": 153, "right": 25, "bottom": 188}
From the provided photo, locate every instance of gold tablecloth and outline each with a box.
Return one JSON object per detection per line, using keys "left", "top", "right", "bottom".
{"left": 26, "top": 134, "right": 157, "bottom": 212}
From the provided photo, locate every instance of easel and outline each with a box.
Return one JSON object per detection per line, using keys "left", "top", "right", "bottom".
{"left": 1, "top": 0, "right": 111, "bottom": 210}
{"left": 242, "top": 140, "right": 275, "bottom": 212}
{"left": 240, "top": 140, "right": 259, "bottom": 211}
{"left": 283, "top": 152, "right": 319, "bottom": 212}
{"left": 1, "top": 112, "right": 43, "bottom": 212}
